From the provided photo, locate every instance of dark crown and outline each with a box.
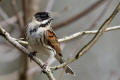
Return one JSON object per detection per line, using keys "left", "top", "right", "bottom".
{"left": 34, "top": 12, "right": 50, "bottom": 21}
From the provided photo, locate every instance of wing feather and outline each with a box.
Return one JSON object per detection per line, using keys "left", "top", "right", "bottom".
{"left": 45, "top": 29, "right": 62, "bottom": 56}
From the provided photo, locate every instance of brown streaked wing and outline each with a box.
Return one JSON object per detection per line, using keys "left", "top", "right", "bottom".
{"left": 45, "top": 29, "right": 62, "bottom": 56}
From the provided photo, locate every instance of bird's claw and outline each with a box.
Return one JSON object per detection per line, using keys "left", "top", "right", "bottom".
{"left": 29, "top": 51, "right": 37, "bottom": 61}
{"left": 41, "top": 64, "right": 48, "bottom": 73}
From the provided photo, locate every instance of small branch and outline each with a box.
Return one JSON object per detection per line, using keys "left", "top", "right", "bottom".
{"left": 51, "top": 2, "right": 120, "bottom": 71}
{"left": 53, "top": 0, "right": 107, "bottom": 29}
{"left": 0, "top": 26, "right": 55, "bottom": 80}
{"left": 58, "top": 26, "right": 120, "bottom": 42}
{"left": 15, "top": 25, "right": 120, "bottom": 46}
{"left": 15, "top": 39, "right": 28, "bottom": 45}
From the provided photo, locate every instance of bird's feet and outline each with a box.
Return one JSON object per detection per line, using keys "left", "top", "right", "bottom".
{"left": 41, "top": 63, "right": 48, "bottom": 73}
{"left": 29, "top": 51, "right": 37, "bottom": 61}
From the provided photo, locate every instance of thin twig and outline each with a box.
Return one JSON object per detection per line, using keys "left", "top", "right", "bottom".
{"left": 58, "top": 26, "right": 120, "bottom": 42}
{"left": 51, "top": 2, "right": 120, "bottom": 71}
{"left": 53, "top": 0, "right": 107, "bottom": 29}
{"left": 0, "top": 26, "right": 55, "bottom": 80}
{"left": 15, "top": 25, "right": 120, "bottom": 45}
{"left": 72, "top": 0, "right": 112, "bottom": 47}
{"left": 0, "top": 2, "right": 119, "bottom": 80}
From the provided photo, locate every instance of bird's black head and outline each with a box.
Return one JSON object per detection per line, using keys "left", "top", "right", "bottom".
{"left": 34, "top": 12, "right": 50, "bottom": 21}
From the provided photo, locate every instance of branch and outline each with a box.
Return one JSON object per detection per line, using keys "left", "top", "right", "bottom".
{"left": 53, "top": 0, "right": 107, "bottom": 29}
{"left": 51, "top": 2, "right": 120, "bottom": 71}
{"left": 16, "top": 25, "right": 120, "bottom": 46}
{"left": 0, "top": 26, "right": 55, "bottom": 80}
{"left": 58, "top": 26, "right": 120, "bottom": 42}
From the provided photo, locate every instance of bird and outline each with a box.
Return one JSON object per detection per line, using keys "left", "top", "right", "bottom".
{"left": 26, "top": 12, "right": 74, "bottom": 75}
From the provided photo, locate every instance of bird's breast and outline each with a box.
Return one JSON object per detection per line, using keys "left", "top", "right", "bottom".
{"left": 27, "top": 27, "right": 43, "bottom": 47}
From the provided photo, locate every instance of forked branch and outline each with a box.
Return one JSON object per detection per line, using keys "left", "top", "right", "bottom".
{"left": 0, "top": 26, "right": 55, "bottom": 80}
{"left": 0, "top": 1, "right": 120, "bottom": 80}
{"left": 51, "top": 2, "right": 120, "bottom": 71}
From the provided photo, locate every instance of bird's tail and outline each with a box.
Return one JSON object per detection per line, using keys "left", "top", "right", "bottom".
{"left": 55, "top": 55, "right": 74, "bottom": 75}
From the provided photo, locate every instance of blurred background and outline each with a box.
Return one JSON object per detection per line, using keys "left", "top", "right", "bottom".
{"left": 0, "top": 0, "right": 120, "bottom": 80}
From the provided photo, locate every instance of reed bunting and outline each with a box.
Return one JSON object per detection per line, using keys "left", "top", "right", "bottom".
{"left": 26, "top": 12, "right": 74, "bottom": 74}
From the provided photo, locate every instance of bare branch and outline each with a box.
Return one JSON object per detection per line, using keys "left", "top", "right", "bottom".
{"left": 0, "top": 1, "right": 119, "bottom": 80}
{"left": 58, "top": 26, "right": 120, "bottom": 42}
{"left": 51, "top": 2, "right": 120, "bottom": 71}
{"left": 0, "top": 26, "right": 55, "bottom": 80}
{"left": 15, "top": 25, "right": 120, "bottom": 46}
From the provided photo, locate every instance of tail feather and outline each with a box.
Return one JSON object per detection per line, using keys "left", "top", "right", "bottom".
{"left": 65, "top": 65, "right": 74, "bottom": 75}
{"left": 55, "top": 55, "right": 74, "bottom": 75}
